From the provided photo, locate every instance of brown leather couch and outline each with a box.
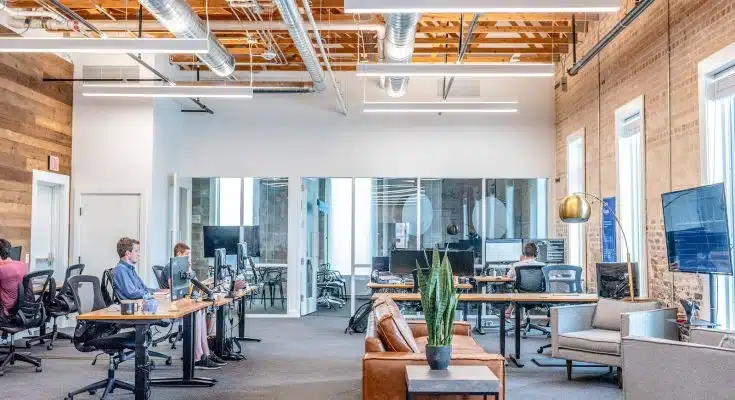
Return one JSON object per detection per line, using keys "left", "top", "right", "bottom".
{"left": 363, "top": 295, "right": 505, "bottom": 400}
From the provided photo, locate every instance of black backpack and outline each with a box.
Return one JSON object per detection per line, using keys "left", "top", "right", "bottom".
{"left": 345, "top": 301, "right": 371, "bottom": 334}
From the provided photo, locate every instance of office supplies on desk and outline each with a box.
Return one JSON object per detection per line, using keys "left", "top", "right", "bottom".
{"left": 120, "top": 300, "right": 137, "bottom": 315}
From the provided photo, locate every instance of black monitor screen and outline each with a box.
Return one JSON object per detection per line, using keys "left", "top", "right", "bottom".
{"left": 242, "top": 226, "right": 261, "bottom": 257}
{"left": 390, "top": 250, "right": 474, "bottom": 277}
{"left": 203, "top": 226, "right": 239, "bottom": 257}
{"left": 662, "top": 183, "right": 733, "bottom": 275}
{"left": 169, "top": 256, "right": 190, "bottom": 301}
{"left": 372, "top": 257, "right": 389, "bottom": 272}
{"left": 523, "top": 239, "right": 566, "bottom": 264}
{"left": 8, "top": 246, "right": 21, "bottom": 262}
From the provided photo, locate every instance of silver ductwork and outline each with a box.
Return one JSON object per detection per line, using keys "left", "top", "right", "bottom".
{"left": 383, "top": 13, "right": 420, "bottom": 97}
{"left": 138, "top": 0, "right": 235, "bottom": 77}
{"left": 273, "top": 0, "right": 325, "bottom": 92}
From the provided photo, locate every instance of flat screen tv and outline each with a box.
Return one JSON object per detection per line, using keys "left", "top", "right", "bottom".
{"left": 662, "top": 183, "right": 733, "bottom": 275}
{"left": 203, "top": 226, "right": 239, "bottom": 257}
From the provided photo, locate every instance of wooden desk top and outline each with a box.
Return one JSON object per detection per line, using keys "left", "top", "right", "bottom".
{"left": 372, "top": 292, "right": 600, "bottom": 303}
{"left": 368, "top": 282, "right": 473, "bottom": 290}
{"left": 474, "top": 276, "right": 514, "bottom": 283}
{"left": 213, "top": 287, "right": 257, "bottom": 307}
{"left": 78, "top": 298, "right": 213, "bottom": 321}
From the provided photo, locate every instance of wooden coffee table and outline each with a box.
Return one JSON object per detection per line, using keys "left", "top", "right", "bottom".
{"left": 405, "top": 365, "right": 499, "bottom": 400}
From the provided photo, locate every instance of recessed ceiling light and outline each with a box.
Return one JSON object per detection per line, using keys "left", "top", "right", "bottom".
{"left": 81, "top": 84, "right": 254, "bottom": 98}
{"left": 0, "top": 38, "right": 210, "bottom": 54}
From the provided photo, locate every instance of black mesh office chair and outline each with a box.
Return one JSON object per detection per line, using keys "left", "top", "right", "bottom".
{"left": 514, "top": 265, "right": 551, "bottom": 338}
{"left": 25, "top": 264, "right": 85, "bottom": 350}
{"left": 537, "top": 265, "right": 583, "bottom": 354}
{"left": 66, "top": 275, "right": 136, "bottom": 399}
{"left": 152, "top": 265, "right": 169, "bottom": 290}
{"left": 0, "top": 269, "right": 53, "bottom": 376}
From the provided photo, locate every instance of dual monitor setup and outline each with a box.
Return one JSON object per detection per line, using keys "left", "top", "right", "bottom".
{"left": 485, "top": 238, "right": 565, "bottom": 264}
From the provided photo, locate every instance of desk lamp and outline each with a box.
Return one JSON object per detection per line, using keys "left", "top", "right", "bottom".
{"left": 558, "top": 192, "right": 635, "bottom": 302}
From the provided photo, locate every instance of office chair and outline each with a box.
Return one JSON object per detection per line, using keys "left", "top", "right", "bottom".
{"left": 537, "top": 265, "right": 583, "bottom": 354}
{"left": 320, "top": 263, "right": 347, "bottom": 300}
{"left": 66, "top": 275, "right": 137, "bottom": 399}
{"left": 25, "top": 264, "right": 85, "bottom": 350}
{"left": 152, "top": 265, "right": 169, "bottom": 289}
{"left": 0, "top": 269, "right": 53, "bottom": 376}
{"left": 149, "top": 265, "right": 182, "bottom": 350}
{"left": 514, "top": 265, "right": 551, "bottom": 338}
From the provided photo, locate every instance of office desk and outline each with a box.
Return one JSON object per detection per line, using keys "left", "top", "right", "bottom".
{"left": 78, "top": 298, "right": 216, "bottom": 400}
{"left": 372, "top": 293, "right": 599, "bottom": 367}
{"left": 367, "top": 282, "right": 474, "bottom": 293}
{"left": 472, "top": 276, "right": 513, "bottom": 335}
{"left": 473, "top": 276, "right": 514, "bottom": 284}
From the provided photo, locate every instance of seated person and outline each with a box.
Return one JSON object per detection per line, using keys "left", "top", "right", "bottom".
{"left": 505, "top": 242, "right": 545, "bottom": 317}
{"left": 112, "top": 237, "right": 157, "bottom": 300}
{"left": 0, "top": 239, "right": 27, "bottom": 323}
{"left": 172, "top": 243, "right": 226, "bottom": 369}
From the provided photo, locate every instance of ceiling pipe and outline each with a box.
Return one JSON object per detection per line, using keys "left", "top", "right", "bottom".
{"left": 137, "top": 0, "right": 235, "bottom": 77}
{"left": 0, "top": 1, "right": 65, "bottom": 23}
{"left": 272, "top": 0, "right": 326, "bottom": 91}
{"left": 383, "top": 13, "right": 420, "bottom": 97}
{"left": 300, "top": 0, "right": 347, "bottom": 115}
{"left": 568, "top": 0, "right": 655, "bottom": 76}
{"left": 442, "top": 13, "right": 481, "bottom": 101}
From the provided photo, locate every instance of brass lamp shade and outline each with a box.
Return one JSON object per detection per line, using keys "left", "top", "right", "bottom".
{"left": 559, "top": 194, "right": 592, "bottom": 223}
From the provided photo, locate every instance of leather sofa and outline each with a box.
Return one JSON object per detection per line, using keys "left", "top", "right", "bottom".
{"left": 362, "top": 295, "right": 505, "bottom": 400}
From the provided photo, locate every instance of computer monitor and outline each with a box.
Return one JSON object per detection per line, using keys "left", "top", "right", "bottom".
{"left": 213, "top": 248, "right": 229, "bottom": 288}
{"left": 523, "top": 239, "right": 566, "bottom": 264}
{"left": 372, "top": 257, "right": 389, "bottom": 273}
{"left": 390, "top": 250, "right": 430, "bottom": 276}
{"left": 242, "top": 226, "right": 261, "bottom": 257}
{"left": 445, "top": 250, "right": 475, "bottom": 277}
{"left": 169, "top": 256, "right": 190, "bottom": 301}
{"left": 8, "top": 246, "right": 21, "bottom": 262}
{"left": 203, "top": 226, "right": 239, "bottom": 257}
{"left": 596, "top": 262, "right": 640, "bottom": 299}
{"left": 485, "top": 239, "right": 523, "bottom": 263}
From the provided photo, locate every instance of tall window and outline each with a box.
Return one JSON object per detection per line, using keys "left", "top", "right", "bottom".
{"left": 616, "top": 97, "right": 646, "bottom": 295}
{"left": 218, "top": 178, "right": 242, "bottom": 226}
{"left": 567, "top": 132, "right": 585, "bottom": 269}
{"left": 705, "top": 62, "right": 735, "bottom": 328}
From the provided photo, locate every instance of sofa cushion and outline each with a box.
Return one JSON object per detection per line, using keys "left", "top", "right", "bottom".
{"left": 372, "top": 296, "right": 419, "bottom": 353}
{"left": 591, "top": 298, "right": 659, "bottom": 331}
{"left": 414, "top": 335, "right": 485, "bottom": 354}
{"left": 558, "top": 329, "right": 621, "bottom": 355}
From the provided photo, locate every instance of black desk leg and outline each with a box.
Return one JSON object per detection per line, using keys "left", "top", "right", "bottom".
{"left": 499, "top": 304, "right": 505, "bottom": 357}
{"left": 134, "top": 324, "right": 149, "bottom": 400}
{"left": 508, "top": 304, "right": 524, "bottom": 367}
{"left": 463, "top": 301, "right": 469, "bottom": 322}
{"left": 235, "top": 296, "right": 261, "bottom": 343}
{"left": 215, "top": 305, "right": 226, "bottom": 356}
{"left": 150, "top": 312, "right": 216, "bottom": 387}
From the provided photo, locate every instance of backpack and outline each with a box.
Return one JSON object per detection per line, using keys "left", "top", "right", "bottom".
{"left": 344, "top": 301, "right": 371, "bottom": 334}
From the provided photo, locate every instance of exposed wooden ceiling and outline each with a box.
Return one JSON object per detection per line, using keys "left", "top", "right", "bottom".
{"left": 9, "top": 0, "right": 597, "bottom": 72}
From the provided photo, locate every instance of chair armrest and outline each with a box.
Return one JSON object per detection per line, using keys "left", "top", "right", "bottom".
{"left": 407, "top": 320, "right": 472, "bottom": 338}
{"left": 622, "top": 307, "right": 678, "bottom": 340}
{"left": 551, "top": 304, "right": 595, "bottom": 358}
{"left": 622, "top": 336, "right": 735, "bottom": 400}
{"left": 689, "top": 327, "right": 733, "bottom": 346}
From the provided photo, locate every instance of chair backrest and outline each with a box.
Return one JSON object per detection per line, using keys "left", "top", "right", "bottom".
{"left": 61, "top": 264, "right": 85, "bottom": 294}
{"left": 542, "top": 265, "right": 583, "bottom": 293}
{"left": 67, "top": 275, "right": 108, "bottom": 314}
{"left": 14, "top": 269, "right": 54, "bottom": 328}
{"left": 152, "top": 265, "right": 169, "bottom": 289}
{"left": 515, "top": 265, "right": 545, "bottom": 293}
{"left": 100, "top": 268, "right": 118, "bottom": 306}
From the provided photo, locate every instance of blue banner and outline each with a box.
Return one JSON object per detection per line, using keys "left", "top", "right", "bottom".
{"left": 602, "top": 197, "right": 617, "bottom": 263}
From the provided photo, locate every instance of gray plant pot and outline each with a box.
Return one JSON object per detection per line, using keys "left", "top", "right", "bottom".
{"left": 425, "top": 345, "right": 452, "bottom": 370}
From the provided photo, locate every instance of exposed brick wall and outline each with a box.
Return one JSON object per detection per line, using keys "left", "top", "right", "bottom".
{"left": 554, "top": 0, "right": 735, "bottom": 306}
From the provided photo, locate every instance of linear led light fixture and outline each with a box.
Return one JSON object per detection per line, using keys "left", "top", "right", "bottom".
{"left": 357, "top": 63, "right": 554, "bottom": 78}
{"left": 81, "top": 84, "right": 254, "bottom": 98}
{"left": 363, "top": 102, "right": 518, "bottom": 113}
{"left": 0, "top": 38, "right": 210, "bottom": 54}
{"left": 344, "top": 0, "right": 620, "bottom": 13}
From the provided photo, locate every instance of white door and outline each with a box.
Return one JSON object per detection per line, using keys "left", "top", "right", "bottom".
{"left": 78, "top": 194, "right": 141, "bottom": 280}
{"left": 33, "top": 184, "right": 57, "bottom": 274}
{"left": 300, "top": 180, "right": 318, "bottom": 316}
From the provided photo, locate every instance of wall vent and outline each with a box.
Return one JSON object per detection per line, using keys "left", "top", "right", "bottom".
{"left": 82, "top": 65, "right": 140, "bottom": 81}
{"left": 436, "top": 79, "right": 481, "bottom": 97}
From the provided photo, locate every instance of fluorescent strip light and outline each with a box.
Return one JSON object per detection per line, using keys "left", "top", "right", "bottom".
{"left": 82, "top": 84, "right": 254, "bottom": 98}
{"left": 363, "top": 102, "right": 518, "bottom": 113}
{"left": 357, "top": 63, "right": 554, "bottom": 77}
{"left": 0, "top": 38, "right": 210, "bottom": 54}
{"left": 344, "top": 0, "right": 620, "bottom": 13}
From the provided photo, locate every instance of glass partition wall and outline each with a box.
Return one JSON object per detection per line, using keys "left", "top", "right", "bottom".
{"left": 189, "top": 177, "right": 288, "bottom": 315}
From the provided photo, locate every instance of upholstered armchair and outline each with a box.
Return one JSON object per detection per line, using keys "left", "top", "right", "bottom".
{"left": 623, "top": 327, "right": 735, "bottom": 399}
{"left": 551, "top": 298, "right": 677, "bottom": 387}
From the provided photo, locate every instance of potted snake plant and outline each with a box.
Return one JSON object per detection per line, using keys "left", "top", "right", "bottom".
{"left": 416, "top": 247, "right": 459, "bottom": 370}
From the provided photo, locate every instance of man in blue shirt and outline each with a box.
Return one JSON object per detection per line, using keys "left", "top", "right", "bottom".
{"left": 112, "top": 237, "right": 156, "bottom": 300}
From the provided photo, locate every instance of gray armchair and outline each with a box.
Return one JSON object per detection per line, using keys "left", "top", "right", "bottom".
{"left": 551, "top": 298, "right": 677, "bottom": 387}
{"left": 623, "top": 328, "right": 735, "bottom": 399}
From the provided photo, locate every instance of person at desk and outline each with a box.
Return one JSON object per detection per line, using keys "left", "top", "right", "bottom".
{"left": 172, "top": 243, "right": 226, "bottom": 370}
{"left": 505, "top": 242, "right": 545, "bottom": 317}
{"left": 0, "top": 239, "right": 27, "bottom": 322}
{"left": 112, "top": 237, "right": 158, "bottom": 300}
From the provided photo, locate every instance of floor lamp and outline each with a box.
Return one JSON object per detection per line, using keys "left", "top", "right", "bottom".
{"left": 558, "top": 192, "right": 635, "bottom": 302}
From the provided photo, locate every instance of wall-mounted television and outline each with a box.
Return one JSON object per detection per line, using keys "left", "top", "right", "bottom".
{"left": 662, "top": 183, "right": 733, "bottom": 275}
{"left": 203, "top": 226, "right": 240, "bottom": 257}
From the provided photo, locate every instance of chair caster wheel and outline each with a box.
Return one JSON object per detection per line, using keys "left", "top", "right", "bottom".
{"left": 89, "top": 390, "right": 96, "bottom": 395}
{"left": 66, "top": 394, "right": 73, "bottom": 400}
{"left": 165, "top": 358, "right": 172, "bottom": 366}
{"left": 537, "top": 348, "right": 543, "bottom": 354}
{"left": 35, "top": 367, "right": 42, "bottom": 373}
{"left": 47, "top": 344, "right": 53, "bottom": 351}
{"left": 0, "top": 371, "right": 4, "bottom": 377}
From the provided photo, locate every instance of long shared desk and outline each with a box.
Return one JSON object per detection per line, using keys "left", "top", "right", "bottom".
{"left": 77, "top": 287, "right": 257, "bottom": 400}
{"left": 370, "top": 292, "right": 599, "bottom": 367}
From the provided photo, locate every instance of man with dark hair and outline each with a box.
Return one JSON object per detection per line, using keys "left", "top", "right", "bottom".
{"left": 0, "top": 239, "right": 27, "bottom": 318}
{"left": 506, "top": 242, "right": 545, "bottom": 280}
{"left": 112, "top": 237, "right": 156, "bottom": 300}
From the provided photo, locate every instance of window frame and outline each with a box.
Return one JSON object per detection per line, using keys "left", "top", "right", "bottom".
{"left": 566, "top": 129, "right": 586, "bottom": 274}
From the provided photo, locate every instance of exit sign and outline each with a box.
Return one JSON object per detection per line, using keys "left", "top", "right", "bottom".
{"left": 48, "top": 155, "right": 59, "bottom": 172}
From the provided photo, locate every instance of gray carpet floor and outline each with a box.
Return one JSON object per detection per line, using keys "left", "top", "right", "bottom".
{"left": 0, "top": 308, "right": 623, "bottom": 400}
